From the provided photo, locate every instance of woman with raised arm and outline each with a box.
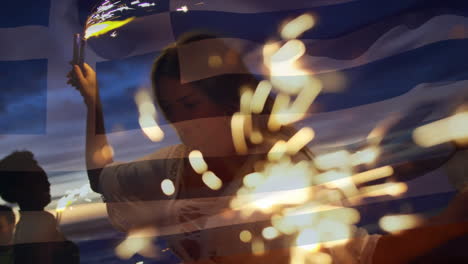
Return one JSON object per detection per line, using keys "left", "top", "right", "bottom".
{"left": 69, "top": 33, "right": 468, "bottom": 263}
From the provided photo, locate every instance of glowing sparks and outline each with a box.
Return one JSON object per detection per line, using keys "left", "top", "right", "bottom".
{"left": 85, "top": 17, "right": 135, "bottom": 39}
{"left": 262, "top": 226, "right": 279, "bottom": 240}
{"left": 413, "top": 112, "right": 468, "bottom": 147}
{"left": 321, "top": 207, "right": 360, "bottom": 225}
{"left": 268, "top": 93, "right": 290, "bottom": 131}
{"left": 239, "top": 230, "right": 252, "bottom": 243}
{"left": 240, "top": 88, "right": 254, "bottom": 114}
{"left": 317, "top": 219, "right": 351, "bottom": 246}
{"left": 351, "top": 166, "right": 394, "bottom": 185}
{"left": 208, "top": 55, "right": 223, "bottom": 68}
{"left": 231, "top": 112, "right": 249, "bottom": 154}
{"left": 284, "top": 79, "right": 322, "bottom": 123}
{"left": 202, "top": 171, "right": 223, "bottom": 190}
{"left": 135, "top": 89, "right": 164, "bottom": 142}
{"left": 296, "top": 228, "right": 320, "bottom": 251}
{"left": 268, "top": 140, "right": 287, "bottom": 161}
{"left": 271, "top": 40, "right": 306, "bottom": 64}
{"left": 251, "top": 238, "right": 265, "bottom": 256}
{"left": 314, "top": 150, "right": 351, "bottom": 170}
{"left": 379, "top": 214, "right": 422, "bottom": 233}
{"left": 281, "top": 14, "right": 315, "bottom": 39}
{"left": 235, "top": 160, "right": 312, "bottom": 213}
{"left": 243, "top": 172, "right": 264, "bottom": 188}
{"left": 359, "top": 182, "right": 408, "bottom": 197}
{"left": 188, "top": 150, "right": 208, "bottom": 174}
{"left": 315, "top": 170, "right": 350, "bottom": 185}
{"left": 250, "top": 130, "right": 264, "bottom": 144}
{"left": 350, "top": 147, "right": 379, "bottom": 166}
{"left": 177, "top": 5, "right": 189, "bottom": 12}
{"left": 250, "top": 80, "right": 272, "bottom": 114}
{"left": 286, "top": 127, "right": 315, "bottom": 155}
{"left": 115, "top": 228, "right": 158, "bottom": 259}
{"left": 138, "top": 116, "right": 164, "bottom": 142}
{"left": 138, "top": 2, "right": 155, "bottom": 7}
{"left": 263, "top": 42, "right": 281, "bottom": 67}
{"left": 161, "top": 179, "right": 175, "bottom": 196}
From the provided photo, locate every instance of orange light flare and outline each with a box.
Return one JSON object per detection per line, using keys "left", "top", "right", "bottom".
{"left": 270, "top": 61, "right": 313, "bottom": 95}
{"left": 231, "top": 159, "right": 313, "bottom": 216}
{"left": 349, "top": 182, "right": 408, "bottom": 204}
{"left": 268, "top": 93, "right": 291, "bottom": 132}
{"left": 231, "top": 112, "right": 249, "bottom": 154}
{"left": 202, "top": 171, "right": 223, "bottom": 190}
{"left": 280, "top": 14, "right": 316, "bottom": 40}
{"left": 229, "top": 12, "right": 381, "bottom": 263}
{"left": 314, "top": 166, "right": 394, "bottom": 198}
{"left": 240, "top": 87, "right": 254, "bottom": 137}
{"left": 286, "top": 127, "right": 315, "bottom": 155}
{"left": 280, "top": 78, "right": 322, "bottom": 124}
{"left": 115, "top": 227, "right": 159, "bottom": 259}
{"left": 251, "top": 80, "right": 273, "bottom": 114}
{"left": 350, "top": 147, "right": 380, "bottom": 166}
{"left": 188, "top": 150, "right": 208, "bottom": 174}
{"left": 135, "top": 89, "right": 164, "bottom": 142}
{"left": 379, "top": 214, "right": 423, "bottom": 233}
{"left": 160, "top": 179, "right": 175, "bottom": 196}
{"left": 413, "top": 112, "right": 468, "bottom": 147}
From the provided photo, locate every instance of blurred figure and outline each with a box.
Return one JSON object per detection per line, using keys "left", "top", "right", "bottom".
{"left": 0, "top": 151, "right": 79, "bottom": 264}
{"left": 0, "top": 205, "right": 15, "bottom": 264}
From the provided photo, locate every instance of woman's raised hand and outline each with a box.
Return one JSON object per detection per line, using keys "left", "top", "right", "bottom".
{"left": 67, "top": 63, "right": 98, "bottom": 106}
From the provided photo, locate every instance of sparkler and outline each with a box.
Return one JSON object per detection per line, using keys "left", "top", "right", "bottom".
{"left": 71, "top": 0, "right": 160, "bottom": 69}
{"left": 224, "top": 12, "right": 427, "bottom": 263}
{"left": 72, "top": 33, "right": 86, "bottom": 67}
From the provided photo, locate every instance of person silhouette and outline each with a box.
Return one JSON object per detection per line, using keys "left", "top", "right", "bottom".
{"left": 0, "top": 151, "right": 79, "bottom": 264}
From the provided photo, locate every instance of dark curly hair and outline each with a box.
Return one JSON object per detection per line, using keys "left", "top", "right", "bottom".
{"left": 0, "top": 151, "right": 45, "bottom": 204}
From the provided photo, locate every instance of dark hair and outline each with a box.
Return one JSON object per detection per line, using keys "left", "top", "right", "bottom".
{"left": 0, "top": 205, "right": 15, "bottom": 224}
{"left": 0, "top": 151, "right": 43, "bottom": 203}
{"left": 151, "top": 33, "right": 313, "bottom": 158}
{"left": 151, "top": 33, "right": 264, "bottom": 122}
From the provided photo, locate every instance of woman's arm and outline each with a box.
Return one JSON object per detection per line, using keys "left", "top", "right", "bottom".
{"left": 69, "top": 63, "right": 113, "bottom": 193}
